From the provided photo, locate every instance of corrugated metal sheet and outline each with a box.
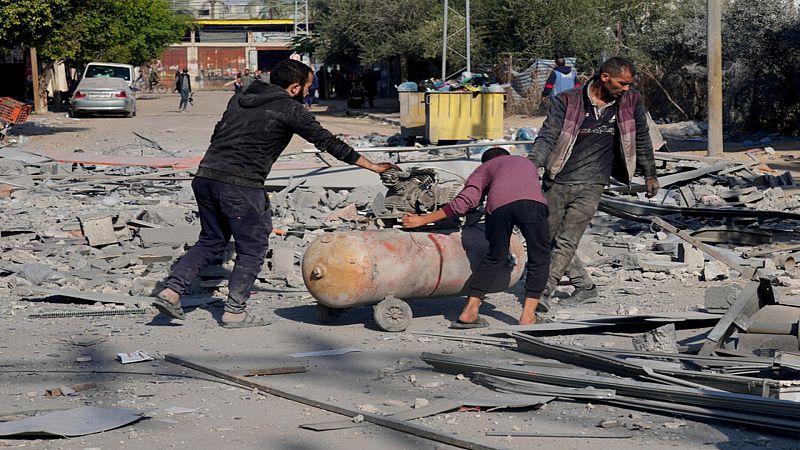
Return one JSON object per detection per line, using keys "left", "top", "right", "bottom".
{"left": 511, "top": 58, "right": 577, "bottom": 98}
{"left": 197, "top": 47, "right": 246, "bottom": 89}
{"left": 155, "top": 47, "right": 188, "bottom": 90}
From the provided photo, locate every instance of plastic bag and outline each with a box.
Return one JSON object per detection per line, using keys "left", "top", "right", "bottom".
{"left": 396, "top": 81, "right": 418, "bottom": 92}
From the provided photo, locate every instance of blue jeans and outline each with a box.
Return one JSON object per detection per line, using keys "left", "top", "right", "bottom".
{"left": 164, "top": 177, "right": 272, "bottom": 313}
{"left": 179, "top": 89, "right": 190, "bottom": 110}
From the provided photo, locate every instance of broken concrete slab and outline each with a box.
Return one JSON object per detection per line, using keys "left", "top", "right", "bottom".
{"left": 78, "top": 215, "right": 117, "bottom": 247}
{"left": 632, "top": 323, "right": 679, "bottom": 353}
{"left": 678, "top": 243, "right": 705, "bottom": 269}
{"left": 703, "top": 261, "right": 731, "bottom": 281}
{"left": 139, "top": 225, "right": 200, "bottom": 247}
{"left": 704, "top": 285, "right": 743, "bottom": 313}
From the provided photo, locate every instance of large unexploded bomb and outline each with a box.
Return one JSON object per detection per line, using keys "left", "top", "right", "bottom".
{"left": 301, "top": 227, "right": 525, "bottom": 331}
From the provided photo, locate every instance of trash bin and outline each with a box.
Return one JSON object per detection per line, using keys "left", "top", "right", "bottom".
{"left": 399, "top": 91, "right": 426, "bottom": 139}
{"left": 425, "top": 92, "right": 505, "bottom": 143}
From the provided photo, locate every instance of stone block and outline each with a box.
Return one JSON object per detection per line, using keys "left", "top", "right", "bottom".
{"left": 704, "top": 284, "right": 742, "bottom": 312}
{"left": 79, "top": 215, "right": 117, "bottom": 247}
{"left": 703, "top": 261, "right": 730, "bottom": 281}
{"left": 678, "top": 243, "right": 705, "bottom": 269}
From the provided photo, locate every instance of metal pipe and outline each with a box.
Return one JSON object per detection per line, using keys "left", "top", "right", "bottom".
{"left": 441, "top": 0, "right": 448, "bottom": 79}
{"left": 302, "top": 228, "right": 525, "bottom": 308}
{"left": 301, "top": 140, "right": 537, "bottom": 154}
{"left": 465, "top": 0, "right": 471, "bottom": 73}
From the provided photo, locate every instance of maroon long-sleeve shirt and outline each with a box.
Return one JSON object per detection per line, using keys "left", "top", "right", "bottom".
{"left": 442, "top": 155, "right": 547, "bottom": 218}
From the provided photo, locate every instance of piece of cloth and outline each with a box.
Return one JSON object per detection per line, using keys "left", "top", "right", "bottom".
{"left": 529, "top": 79, "right": 656, "bottom": 185}
{"left": 196, "top": 81, "right": 361, "bottom": 188}
{"left": 554, "top": 95, "right": 618, "bottom": 184}
{"left": 541, "top": 182, "right": 604, "bottom": 294}
{"left": 542, "top": 66, "right": 579, "bottom": 98}
{"left": 164, "top": 177, "right": 272, "bottom": 314}
{"left": 467, "top": 200, "right": 550, "bottom": 299}
{"left": 442, "top": 155, "right": 546, "bottom": 218}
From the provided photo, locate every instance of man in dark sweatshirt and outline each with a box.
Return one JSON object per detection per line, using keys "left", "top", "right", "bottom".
{"left": 402, "top": 148, "right": 549, "bottom": 327}
{"left": 153, "top": 59, "right": 396, "bottom": 328}
{"left": 529, "top": 57, "right": 659, "bottom": 309}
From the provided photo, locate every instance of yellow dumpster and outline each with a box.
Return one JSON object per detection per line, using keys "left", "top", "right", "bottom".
{"left": 425, "top": 92, "right": 505, "bottom": 143}
{"left": 399, "top": 91, "right": 426, "bottom": 139}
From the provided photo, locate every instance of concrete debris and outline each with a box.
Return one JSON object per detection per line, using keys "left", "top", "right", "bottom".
{"left": 703, "top": 261, "right": 731, "bottom": 281}
{"left": 2, "top": 107, "right": 800, "bottom": 449}
{"left": 78, "top": 215, "right": 117, "bottom": 247}
{"left": 631, "top": 323, "right": 679, "bottom": 353}
{"left": 704, "top": 285, "right": 743, "bottom": 312}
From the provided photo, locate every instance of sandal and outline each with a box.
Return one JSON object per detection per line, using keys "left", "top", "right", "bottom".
{"left": 153, "top": 296, "right": 185, "bottom": 320}
{"left": 449, "top": 317, "right": 489, "bottom": 329}
{"left": 220, "top": 312, "right": 271, "bottom": 329}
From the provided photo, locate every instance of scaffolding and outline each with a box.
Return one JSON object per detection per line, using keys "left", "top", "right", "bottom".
{"left": 293, "top": 0, "right": 310, "bottom": 36}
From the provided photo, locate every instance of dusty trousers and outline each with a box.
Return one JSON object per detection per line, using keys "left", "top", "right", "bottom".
{"left": 542, "top": 182, "right": 604, "bottom": 294}
{"left": 164, "top": 177, "right": 272, "bottom": 314}
{"left": 467, "top": 200, "right": 550, "bottom": 300}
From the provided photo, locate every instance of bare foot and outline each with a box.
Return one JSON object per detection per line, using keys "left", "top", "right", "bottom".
{"left": 157, "top": 288, "right": 180, "bottom": 305}
{"left": 518, "top": 312, "right": 537, "bottom": 326}
{"left": 222, "top": 311, "right": 246, "bottom": 322}
{"left": 458, "top": 296, "right": 482, "bottom": 323}
{"left": 519, "top": 296, "right": 539, "bottom": 325}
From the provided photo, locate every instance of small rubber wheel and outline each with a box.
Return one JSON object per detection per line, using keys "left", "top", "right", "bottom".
{"left": 373, "top": 297, "right": 412, "bottom": 332}
{"left": 316, "top": 304, "right": 346, "bottom": 324}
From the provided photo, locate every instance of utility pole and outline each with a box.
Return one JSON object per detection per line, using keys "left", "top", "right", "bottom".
{"left": 441, "top": 0, "right": 448, "bottom": 79}
{"left": 707, "top": 0, "right": 723, "bottom": 156}
{"left": 440, "top": 0, "right": 471, "bottom": 80}
{"left": 30, "top": 48, "right": 42, "bottom": 113}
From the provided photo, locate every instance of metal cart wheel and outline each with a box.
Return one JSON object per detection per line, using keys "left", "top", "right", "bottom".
{"left": 373, "top": 296, "right": 412, "bottom": 332}
{"left": 315, "top": 303, "right": 346, "bottom": 324}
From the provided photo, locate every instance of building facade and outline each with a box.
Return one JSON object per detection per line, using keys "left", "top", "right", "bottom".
{"left": 161, "top": 1, "right": 303, "bottom": 89}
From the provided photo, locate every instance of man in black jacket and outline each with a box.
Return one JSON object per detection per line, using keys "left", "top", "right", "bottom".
{"left": 153, "top": 59, "right": 397, "bottom": 328}
{"left": 529, "top": 57, "right": 658, "bottom": 309}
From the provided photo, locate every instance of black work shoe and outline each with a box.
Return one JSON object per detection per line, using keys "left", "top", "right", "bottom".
{"left": 558, "top": 285, "right": 598, "bottom": 307}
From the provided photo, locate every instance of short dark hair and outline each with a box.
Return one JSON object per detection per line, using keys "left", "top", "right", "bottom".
{"left": 271, "top": 59, "right": 312, "bottom": 88}
{"left": 600, "top": 57, "right": 636, "bottom": 77}
{"left": 481, "top": 147, "right": 510, "bottom": 163}
{"left": 555, "top": 57, "right": 566, "bottom": 67}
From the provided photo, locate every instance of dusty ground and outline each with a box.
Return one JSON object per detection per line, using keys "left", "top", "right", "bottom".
{"left": 1, "top": 92, "right": 798, "bottom": 450}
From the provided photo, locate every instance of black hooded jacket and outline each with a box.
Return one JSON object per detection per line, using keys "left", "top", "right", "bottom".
{"left": 196, "top": 81, "right": 361, "bottom": 188}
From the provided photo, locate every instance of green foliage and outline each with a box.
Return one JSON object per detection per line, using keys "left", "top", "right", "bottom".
{"left": 0, "top": 0, "right": 192, "bottom": 66}
{"left": 0, "top": 0, "right": 70, "bottom": 48}
{"left": 310, "top": 0, "right": 438, "bottom": 64}
{"left": 304, "top": 0, "right": 800, "bottom": 131}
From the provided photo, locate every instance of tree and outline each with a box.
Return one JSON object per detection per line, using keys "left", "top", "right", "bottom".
{"left": 309, "top": 0, "right": 439, "bottom": 77}
{"left": 1, "top": 0, "right": 192, "bottom": 66}
{"left": 0, "top": 0, "right": 70, "bottom": 49}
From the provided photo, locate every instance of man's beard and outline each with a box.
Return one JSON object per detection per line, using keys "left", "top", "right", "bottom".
{"left": 292, "top": 91, "right": 305, "bottom": 103}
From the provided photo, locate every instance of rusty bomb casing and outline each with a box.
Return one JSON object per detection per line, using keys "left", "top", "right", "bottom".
{"left": 302, "top": 228, "right": 526, "bottom": 308}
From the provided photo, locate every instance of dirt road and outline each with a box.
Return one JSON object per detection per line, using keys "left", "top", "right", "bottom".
{"left": 0, "top": 93, "right": 795, "bottom": 450}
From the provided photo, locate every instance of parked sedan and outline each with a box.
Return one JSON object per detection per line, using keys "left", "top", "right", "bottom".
{"left": 70, "top": 77, "right": 136, "bottom": 118}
